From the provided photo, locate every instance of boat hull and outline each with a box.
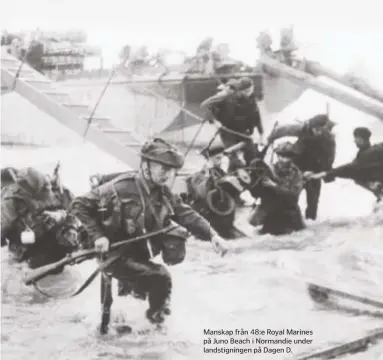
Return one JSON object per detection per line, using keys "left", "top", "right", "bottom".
{"left": 1, "top": 70, "right": 307, "bottom": 148}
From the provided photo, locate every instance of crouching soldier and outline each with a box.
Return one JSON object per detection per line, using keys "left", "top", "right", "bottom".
{"left": 1, "top": 167, "right": 79, "bottom": 266}
{"left": 70, "top": 138, "right": 229, "bottom": 325}
{"left": 249, "top": 142, "right": 305, "bottom": 235}
{"left": 268, "top": 114, "right": 336, "bottom": 220}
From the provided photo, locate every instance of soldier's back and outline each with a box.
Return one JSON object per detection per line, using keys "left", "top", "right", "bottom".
{"left": 357, "top": 142, "right": 383, "bottom": 163}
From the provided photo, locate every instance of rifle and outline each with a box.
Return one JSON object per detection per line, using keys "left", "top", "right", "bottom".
{"left": 51, "top": 161, "right": 64, "bottom": 194}
{"left": 23, "top": 223, "right": 179, "bottom": 285}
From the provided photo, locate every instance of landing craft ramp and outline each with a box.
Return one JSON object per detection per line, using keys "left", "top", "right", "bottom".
{"left": 3, "top": 46, "right": 383, "bottom": 174}
{"left": 1, "top": 48, "right": 143, "bottom": 169}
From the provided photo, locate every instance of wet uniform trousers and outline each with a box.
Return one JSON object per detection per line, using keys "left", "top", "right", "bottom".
{"left": 71, "top": 173, "right": 217, "bottom": 316}
{"left": 304, "top": 179, "right": 321, "bottom": 220}
{"left": 207, "top": 93, "right": 263, "bottom": 173}
{"left": 108, "top": 188, "right": 172, "bottom": 311}
{"left": 219, "top": 130, "right": 259, "bottom": 173}
{"left": 109, "top": 258, "right": 171, "bottom": 312}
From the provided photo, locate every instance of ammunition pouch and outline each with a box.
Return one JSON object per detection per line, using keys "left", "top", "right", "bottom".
{"left": 161, "top": 224, "right": 188, "bottom": 266}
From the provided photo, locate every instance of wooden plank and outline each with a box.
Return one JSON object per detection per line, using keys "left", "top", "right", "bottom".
{"left": 306, "top": 61, "right": 383, "bottom": 104}
{"left": 259, "top": 54, "right": 383, "bottom": 120}
{"left": 101, "top": 128, "right": 133, "bottom": 134}
{"left": 307, "top": 283, "right": 383, "bottom": 309}
{"left": 296, "top": 329, "right": 383, "bottom": 360}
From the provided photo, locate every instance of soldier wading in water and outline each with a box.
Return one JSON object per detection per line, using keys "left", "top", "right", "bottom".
{"left": 71, "top": 138, "right": 229, "bottom": 325}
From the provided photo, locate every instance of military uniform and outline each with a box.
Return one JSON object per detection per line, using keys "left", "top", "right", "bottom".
{"left": 1, "top": 167, "right": 78, "bottom": 265}
{"left": 249, "top": 142, "right": 305, "bottom": 235}
{"left": 268, "top": 114, "right": 336, "bottom": 220}
{"left": 324, "top": 128, "right": 383, "bottom": 201}
{"left": 1, "top": 167, "right": 18, "bottom": 191}
{"left": 202, "top": 77, "right": 263, "bottom": 172}
{"left": 71, "top": 138, "right": 220, "bottom": 323}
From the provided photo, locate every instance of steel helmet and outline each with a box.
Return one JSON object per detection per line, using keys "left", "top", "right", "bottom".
{"left": 307, "top": 114, "right": 336, "bottom": 129}
{"left": 236, "top": 77, "right": 253, "bottom": 91}
{"left": 274, "top": 141, "right": 296, "bottom": 157}
{"left": 16, "top": 167, "right": 50, "bottom": 194}
{"left": 140, "top": 138, "right": 185, "bottom": 169}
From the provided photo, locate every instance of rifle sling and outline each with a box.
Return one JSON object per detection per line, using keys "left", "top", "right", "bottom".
{"left": 33, "top": 224, "right": 179, "bottom": 298}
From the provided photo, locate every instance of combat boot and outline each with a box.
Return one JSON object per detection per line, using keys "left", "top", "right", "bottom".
{"left": 146, "top": 297, "right": 171, "bottom": 324}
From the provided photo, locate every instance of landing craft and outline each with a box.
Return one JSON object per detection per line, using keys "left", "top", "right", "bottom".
{"left": 2, "top": 28, "right": 379, "bottom": 357}
{"left": 2, "top": 28, "right": 383, "bottom": 240}
{"left": 2, "top": 28, "right": 383, "bottom": 152}
{"left": 1, "top": 28, "right": 311, "bottom": 149}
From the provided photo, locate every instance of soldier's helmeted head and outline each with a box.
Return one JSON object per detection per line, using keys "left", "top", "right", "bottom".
{"left": 307, "top": 114, "right": 335, "bottom": 136}
{"left": 353, "top": 127, "right": 371, "bottom": 149}
{"left": 16, "top": 167, "right": 53, "bottom": 199}
{"left": 236, "top": 77, "right": 254, "bottom": 98}
{"left": 274, "top": 141, "right": 296, "bottom": 163}
{"left": 140, "top": 138, "right": 184, "bottom": 186}
{"left": 217, "top": 78, "right": 238, "bottom": 92}
{"left": 201, "top": 145, "right": 225, "bottom": 168}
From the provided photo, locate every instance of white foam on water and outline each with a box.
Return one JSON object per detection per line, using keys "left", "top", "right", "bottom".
{"left": 2, "top": 49, "right": 383, "bottom": 360}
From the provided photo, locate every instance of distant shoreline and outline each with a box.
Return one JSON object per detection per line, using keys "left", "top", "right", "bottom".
{"left": 1, "top": 141, "right": 49, "bottom": 149}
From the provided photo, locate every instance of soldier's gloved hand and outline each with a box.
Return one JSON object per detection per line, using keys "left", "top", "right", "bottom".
{"left": 94, "top": 236, "right": 110, "bottom": 253}
{"left": 211, "top": 235, "right": 229, "bottom": 257}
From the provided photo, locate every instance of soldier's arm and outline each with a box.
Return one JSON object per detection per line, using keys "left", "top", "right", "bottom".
{"left": 70, "top": 188, "right": 105, "bottom": 245}
{"left": 170, "top": 193, "right": 218, "bottom": 241}
{"left": 268, "top": 123, "right": 303, "bottom": 143}
{"left": 200, "top": 89, "right": 233, "bottom": 109}
{"left": 326, "top": 160, "right": 383, "bottom": 180}
{"left": 252, "top": 103, "right": 264, "bottom": 135}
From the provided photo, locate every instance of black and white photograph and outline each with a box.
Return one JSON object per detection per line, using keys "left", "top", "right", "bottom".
{"left": 1, "top": 0, "right": 383, "bottom": 359}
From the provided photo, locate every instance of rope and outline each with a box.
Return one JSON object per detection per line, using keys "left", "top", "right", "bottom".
{"left": 10, "top": 29, "right": 40, "bottom": 91}
{"left": 82, "top": 53, "right": 131, "bottom": 139}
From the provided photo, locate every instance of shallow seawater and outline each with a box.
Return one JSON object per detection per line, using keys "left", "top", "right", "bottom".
{"left": 2, "top": 144, "right": 383, "bottom": 360}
